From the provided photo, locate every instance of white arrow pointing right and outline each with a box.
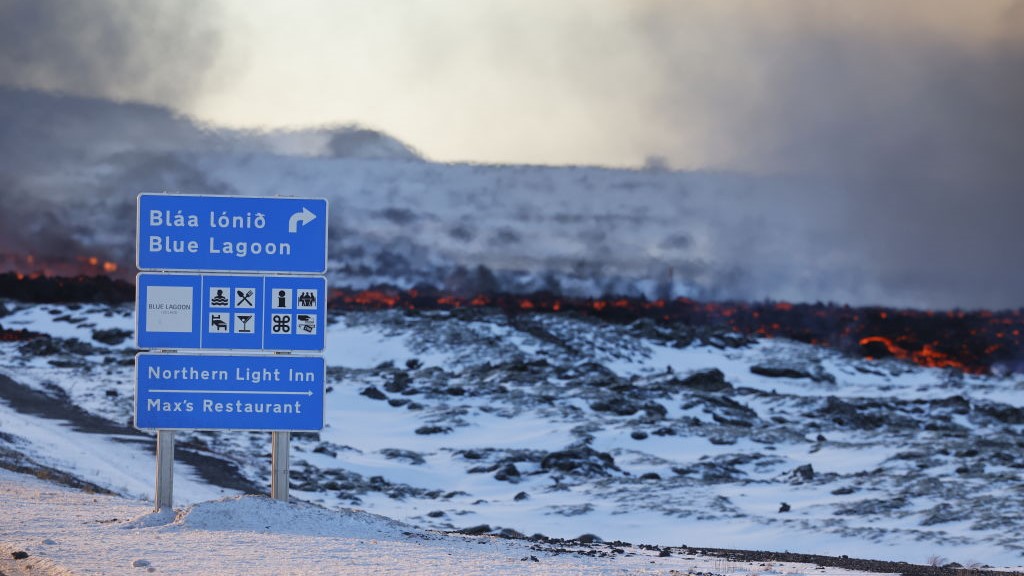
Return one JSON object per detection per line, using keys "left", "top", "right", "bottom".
{"left": 288, "top": 207, "right": 316, "bottom": 233}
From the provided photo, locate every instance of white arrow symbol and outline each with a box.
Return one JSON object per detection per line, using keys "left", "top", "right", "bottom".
{"left": 288, "top": 207, "right": 316, "bottom": 233}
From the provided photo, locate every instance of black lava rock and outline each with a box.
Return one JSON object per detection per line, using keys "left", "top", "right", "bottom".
{"left": 414, "top": 425, "right": 451, "bottom": 435}
{"left": 791, "top": 464, "right": 815, "bottom": 482}
{"left": 677, "top": 368, "right": 733, "bottom": 393}
{"left": 494, "top": 463, "right": 521, "bottom": 481}
{"left": 541, "top": 447, "right": 619, "bottom": 476}
{"left": 751, "top": 364, "right": 835, "bottom": 383}
{"left": 590, "top": 398, "right": 640, "bottom": 416}
{"left": 92, "top": 328, "right": 132, "bottom": 345}
{"left": 360, "top": 386, "right": 387, "bottom": 400}
{"left": 459, "top": 524, "right": 492, "bottom": 535}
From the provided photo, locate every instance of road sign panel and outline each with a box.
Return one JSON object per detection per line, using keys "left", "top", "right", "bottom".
{"left": 137, "top": 273, "right": 326, "bottom": 351}
{"left": 137, "top": 194, "right": 328, "bottom": 273}
{"left": 135, "top": 353, "right": 324, "bottom": 431}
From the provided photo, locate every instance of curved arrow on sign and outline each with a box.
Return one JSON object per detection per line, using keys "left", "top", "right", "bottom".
{"left": 288, "top": 207, "right": 316, "bottom": 233}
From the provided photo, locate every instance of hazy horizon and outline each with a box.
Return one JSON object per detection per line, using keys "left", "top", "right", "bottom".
{"left": 1, "top": 1, "right": 1022, "bottom": 309}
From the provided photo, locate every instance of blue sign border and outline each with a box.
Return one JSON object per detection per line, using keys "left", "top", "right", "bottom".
{"left": 135, "top": 353, "right": 325, "bottom": 431}
{"left": 137, "top": 193, "right": 329, "bottom": 274}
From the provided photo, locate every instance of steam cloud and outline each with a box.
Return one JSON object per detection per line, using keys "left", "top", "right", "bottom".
{"left": 628, "top": 2, "right": 1024, "bottom": 309}
{"left": 416, "top": 1, "right": 1024, "bottom": 309}
{"left": 1, "top": 1, "right": 1023, "bottom": 309}
{"left": 0, "top": 0, "right": 224, "bottom": 107}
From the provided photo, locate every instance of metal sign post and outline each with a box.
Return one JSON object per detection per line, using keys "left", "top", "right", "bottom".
{"left": 271, "top": 431, "right": 290, "bottom": 502}
{"left": 155, "top": 430, "right": 175, "bottom": 510}
{"left": 134, "top": 193, "right": 328, "bottom": 510}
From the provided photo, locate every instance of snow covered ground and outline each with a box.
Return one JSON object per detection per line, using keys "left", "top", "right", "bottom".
{"left": 2, "top": 299, "right": 1024, "bottom": 573}
{"left": 0, "top": 467, "right": 911, "bottom": 576}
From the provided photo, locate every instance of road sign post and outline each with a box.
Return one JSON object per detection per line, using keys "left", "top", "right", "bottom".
{"left": 135, "top": 193, "right": 328, "bottom": 508}
{"left": 271, "top": 431, "right": 290, "bottom": 502}
{"left": 155, "top": 430, "right": 174, "bottom": 510}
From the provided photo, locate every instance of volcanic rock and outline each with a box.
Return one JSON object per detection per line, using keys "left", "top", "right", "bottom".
{"left": 360, "top": 386, "right": 387, "bottom": 400}
{"left": 541, "top": 446, "right": 619, "bottom": 476}
{"left": 675, "top": 368, "right": 733, "bottom": 393}
{"left": 751, "top": 364, "right": 835, "bottom": 383}
{"left": 91, "top": 328, "right": 131, "bottom": 345}
{"left": 790, "top": 464, "right": 815, "bottom": 483}
{"left": 590, "top": 398, "right": 641, "bottom": 416}
{"left": 494, "top": 463, "right": 521, "bottom": 481}
{"left": 930, "top": 395, "right": 971, "bottom": 415}
{"left": 817, "top": 396, "right": 885, "bottom": 429}
{"left": 976, "top": 402, "right": 1024, "bottom": 424}
{"left": 380, "top": 448, "right": 426, "bottom": 465}
{"left": 920, "top": 502, "right": 970, "bottom": 526}
{"left": 383, "top": 372, "right": 411, "bottom": 393}
{"left": 414, "top": 425, "right": 451, "bottom": 435}
{"left": 834, "top": 497, "right": 908, "bottom": 516}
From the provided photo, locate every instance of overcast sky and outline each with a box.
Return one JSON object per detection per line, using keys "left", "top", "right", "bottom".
{"left": 1, "top": 0, "right": 1023, "bottom": 308}
{"left": 0, "top": 0, "right": 1018, "bottom": 169}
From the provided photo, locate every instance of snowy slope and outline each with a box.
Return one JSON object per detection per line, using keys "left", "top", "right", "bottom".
{"left": 2, "top": 300, "right": 1023, "bottom": 569}
{"left": 1, "top": 467, "right": 916, "bottom": 576}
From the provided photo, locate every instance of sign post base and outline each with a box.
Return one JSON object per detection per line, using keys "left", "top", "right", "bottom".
{"left": 271, "top": 431, "right": 290, "bottom": 502}
{"left": 155, "top": 430, "right": 174, "bottom": 510}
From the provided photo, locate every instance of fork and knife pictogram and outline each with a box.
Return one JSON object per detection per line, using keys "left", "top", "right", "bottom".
{"left": 236, "top": 289, "right": 254, "bottom": 307}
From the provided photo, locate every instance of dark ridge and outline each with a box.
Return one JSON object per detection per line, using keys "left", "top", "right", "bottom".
{"left": 679, "top": 546, "right": 1021, "bottom": 576}
{"left": 0, "top": 273, "right": 133, "bottom": 304}
{"left": 327, "top": 286, "right": 1024, "bottom": 374}
{"left": 0, "top": 273, "right": 1021, "bottom": 373}
{"left": 0, "top": 372, "right": 261, "bottom": 495}
{"left": 495, "top": 531, "right": 1022, "bottom": 576}
{"left": 0, "top": 446, "right": 116, "bottom": 495}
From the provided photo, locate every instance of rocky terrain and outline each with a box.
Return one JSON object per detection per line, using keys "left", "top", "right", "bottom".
{"left": 1, "top": 299, "right": 1023, "bottom": 567}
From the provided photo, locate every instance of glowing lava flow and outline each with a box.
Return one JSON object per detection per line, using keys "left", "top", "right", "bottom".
{"left": 0, "top": 265, "right": 1020, "bottom": 374}
{"left": 0, "top": 252, "right": 125, "bottom": 281}
{"left": 325, "top": 288, "right": 1023, "bottom": 374}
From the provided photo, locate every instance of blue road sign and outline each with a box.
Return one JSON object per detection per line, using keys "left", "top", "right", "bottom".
{"left": 137, "top": 194, "right": 328, "bottom": 273}
{"left": 136, "top": 273, "right": 327, "bottom": 351}
{"left": 135, "top": 353, "right": 324, "bottom": 431}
